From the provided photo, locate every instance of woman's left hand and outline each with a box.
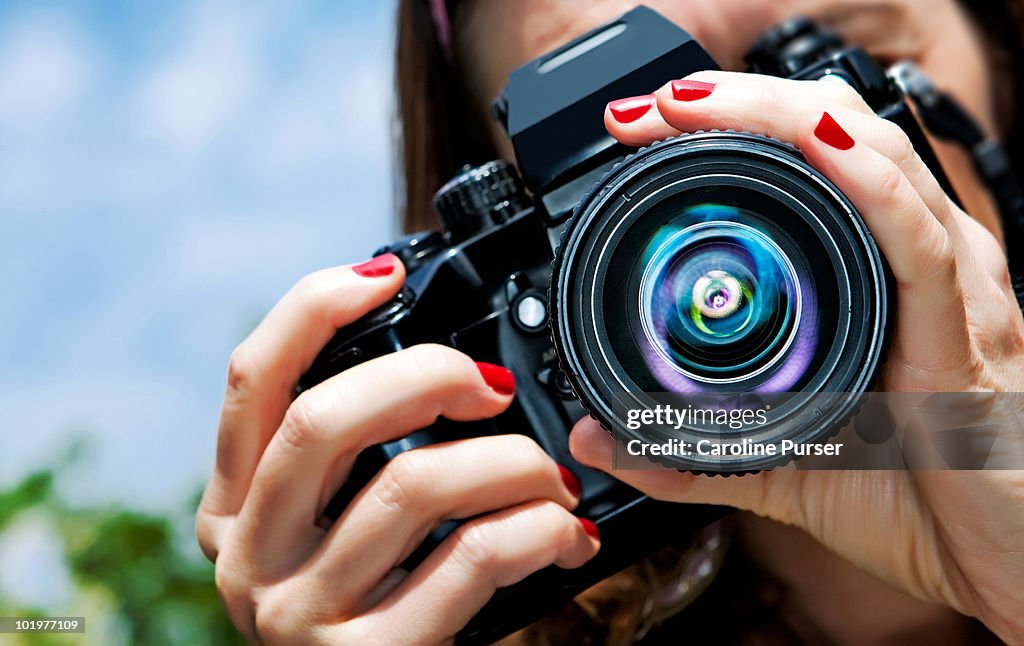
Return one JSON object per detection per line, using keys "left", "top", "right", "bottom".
{"left": 570, "top": 71, "right": 1024, "bottom": 642}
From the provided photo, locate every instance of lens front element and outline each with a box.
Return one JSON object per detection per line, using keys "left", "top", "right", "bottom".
{"left": 640, "top": 216, "right": 807, "bottom": 387}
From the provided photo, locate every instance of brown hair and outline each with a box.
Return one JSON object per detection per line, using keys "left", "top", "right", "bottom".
{"left": 395, "top": 0, "right": 496, "bottom": 233}
{"left": 965, "top": 1, "right": 1024, "bottom": 156}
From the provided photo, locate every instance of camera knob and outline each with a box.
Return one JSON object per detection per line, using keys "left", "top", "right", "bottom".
{"left": 745, "top": 18, "right": 843, "bottom": 77}
{"left": 433, "top": 160, "right": 529, "bottom": 241}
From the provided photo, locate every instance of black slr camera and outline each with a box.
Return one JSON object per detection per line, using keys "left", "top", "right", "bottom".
{"left": 301, "top": 6, "right": 955, "bottom": 643}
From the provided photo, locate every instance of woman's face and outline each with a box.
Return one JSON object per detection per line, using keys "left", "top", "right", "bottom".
{"left": 461, "top": 0, "right": 996, "bottom": 128}
{"left": 459, "top": 0, "right": 1003, "bottom": 234}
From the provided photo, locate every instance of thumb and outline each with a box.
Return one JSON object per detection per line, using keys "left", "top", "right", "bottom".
{"left": 569, "top": 418, "right": 939, "bottom": 608}
{"left": 568, "top": 416, "right": 806, "bottom": 526}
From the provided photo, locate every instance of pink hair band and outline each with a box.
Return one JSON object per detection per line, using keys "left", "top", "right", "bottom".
{"left": 428, "top": 0, "right": 454, "bottom": 59}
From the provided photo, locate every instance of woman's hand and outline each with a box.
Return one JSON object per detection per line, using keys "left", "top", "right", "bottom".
{"left": 572, "top": 71, "right": 1024, "bottom": 641}
{"left": 196, "top": 255, "right": 599, "bottom": 645}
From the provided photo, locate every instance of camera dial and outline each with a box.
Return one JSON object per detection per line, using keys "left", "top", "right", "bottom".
{"left": 433, "top": 160, "right": 530, "bottom": 241}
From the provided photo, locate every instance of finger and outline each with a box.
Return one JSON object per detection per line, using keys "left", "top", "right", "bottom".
{"left": 607, "top": 72, "right": 963, "bottom": 239}
{"left": 304, "top": 434, "right": 581, "bottom": 612}
{"left": 654, "top": 70, "right": 872, "bottom": 140}
{"left": 340, "top": 500, "right": 599, "bottom": 644}
{"left": 604, "top": 94, "right": 680, "bottom": 147}
{"left": 605, "top": 70, "right": 871, "bottom": 145}
{"left": 232, "top": 345, "right": 517, "bottom": 578}
{"left": 567, "top": 418, "right": 959, "bottom": 605}
{"left": 798, "top": 105, "right": 968, "bottom": 251}
{"left": 567, "top": 417, "right": 814, "bottom": 525}
{"left": 199, "top": 255, "right": 405, "bottom": 549}
{"left": 619, "top": 72, "right": 960, "bottom": 224}
{"left": 800, "top": 107, "right": 957, "bottom": 231}
{"left": 799, "top": 111, "right": 973, "bottom": 380}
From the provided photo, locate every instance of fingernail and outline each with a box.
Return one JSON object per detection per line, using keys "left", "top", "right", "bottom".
{"left": 558, "top": 465, "right": 581, "bottom": 497}
{"left": 671, "top": 79, "right": 716, "bottom": 102}
{"left": 608, "top": 95, "right": 655, "bottom": 123}
{"left": 578, "top": 518, "right": 600, "bottom": 540}
{"left": 352, "top": 253, "right": 397, "bottom": 278}
{"left": 814, "top": 112, "right": 855, "bottom": 150}
{"left": 476, "top": 362, "right": 515, "bottom": 395}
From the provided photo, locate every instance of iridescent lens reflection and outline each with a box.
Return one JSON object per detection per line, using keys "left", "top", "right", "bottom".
{"left": 637, "top": 205, "right": 817, "bottom": 393}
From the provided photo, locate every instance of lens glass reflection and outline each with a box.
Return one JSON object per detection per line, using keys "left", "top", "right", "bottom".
{"left": 636, "top": 204, "right": 817, "bottom": 392}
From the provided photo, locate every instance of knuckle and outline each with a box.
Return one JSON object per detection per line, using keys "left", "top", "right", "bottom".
{"left": 821, "top": 79, "right": 869, "bottom": 110}
{"left": 373, "top": 451, "right": 430, "bottom": 513}
{"left": 293, "top": 268, "right": 368, "bottom": 328}
{"left": 547, "top": 504, "right": 579, "bottom": 544}
{"left": 451, "top": 521, "right": 500, "bottom": 578}
{"left": 214, "top": 554, "right": 251, "bottom": 612}
{"left": 504, "top": 433, "right": 546, "bottom": 461}
{"left": 527, "top": 501, "right": 577, "bottom": 563}
{"left": 334, "top": 619, "right": 388, "bottom": 646}
{"left": 195, "top": 512, "right": 220, "bottom": 563}
{"left": 252, "top": 591, "right": 284, "bottom": 642}
{"left": 504, "top": 435, "right": 553, "bottom": 477}
{"left": 995, "top": 263, "right": 1015, "bottom": 293}
{"left": 293, "top": 268, "right": 334, "bottom": 299}
{"left": 300, "top": 267, "right": 396, "bottom": 334}
{"left": 911, "top": 221, "right": 957, "bottom": 284}
{"left": 751, "top": 81, "right": 785, "bottom": 114}
{"left": 405, "top": 343, "right": 473, "bottom": 383}
{"left": 279, "top": 393, "right": 328, "bottom": 452}
{"left": 293, "top": 271, "right": 340, "bottom": 321}
{"left": 213, "top": 559, "right": 234, "bottom": 596}
{"left": 882, "top": 121, "right": 917, "bottom": 169}
{"left": 930, "top": 234, "right": 958, "bottom": 281}
{"left": 210, "top": 537, "right": 264, "bottom": 641}
{"left": 226, "top": 344, "right": 257, "bottom": 397}
{"left": 253, "top": 585, "right": 304, "bottom": 644}
{"left": 534, "top": 497, "right": 570, "bottom": 521}
{"left": 876, "top": 161, "right": 907, "bottom": 202}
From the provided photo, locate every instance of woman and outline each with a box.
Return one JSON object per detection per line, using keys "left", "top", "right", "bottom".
{"left": 196, "top": 0, "right": 1024, "bottom": 643}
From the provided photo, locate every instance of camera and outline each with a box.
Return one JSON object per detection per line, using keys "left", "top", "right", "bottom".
{"left": 300, "top": 6, "right": 953, "bottom": 643}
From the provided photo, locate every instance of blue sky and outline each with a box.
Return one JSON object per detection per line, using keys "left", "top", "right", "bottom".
{"left": 0, "top": 1, "right": 400, "bottom": 511}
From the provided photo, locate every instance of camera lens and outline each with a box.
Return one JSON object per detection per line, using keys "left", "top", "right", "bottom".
{"left": 640, "top": 216, "right": 808, "bottom": 386}
{"left": 551, "top": 133, "right": 892, "bottom": 471}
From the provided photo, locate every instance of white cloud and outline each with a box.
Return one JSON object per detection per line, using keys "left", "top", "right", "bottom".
{"left": 246, "top": 25, "right": 394, "bottom": 181}
{"left": 0, "top": 373, "right": 217, "bottom": 511}
{"left": 0, "top": 513, "right": 73, "bottom": 611}
{"left": 0, "top": 9, "right": 97, "bottom": 134}
{"left": 133, "top": 2, "right": 265, "bottom": 156}
{"left": 1, "top": 0, "right": 403, "bottom": 515}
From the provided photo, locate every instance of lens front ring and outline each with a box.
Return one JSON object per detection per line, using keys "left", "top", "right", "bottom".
{"left": 550, "top": 132, "right": 893, "bottom": 471}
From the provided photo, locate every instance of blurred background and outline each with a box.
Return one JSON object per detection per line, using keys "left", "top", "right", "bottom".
{"left": 0, "top": 1, "right": 398, "bottom": 642}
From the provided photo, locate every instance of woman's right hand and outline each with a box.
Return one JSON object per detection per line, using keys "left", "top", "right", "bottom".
{"left": 196, "top": 253, "right": 600, "bottom": 645}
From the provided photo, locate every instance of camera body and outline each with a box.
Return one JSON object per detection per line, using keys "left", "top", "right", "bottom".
{"left": 300, "top": 7, "right": 950, "bottom": 643}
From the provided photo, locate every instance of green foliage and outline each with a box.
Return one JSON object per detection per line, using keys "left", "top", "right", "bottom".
{"left": 0, "top": 467, "right": 244, "bottom": 646}
{"left": 0, "top": 472, "right": 54, "bottom": 532}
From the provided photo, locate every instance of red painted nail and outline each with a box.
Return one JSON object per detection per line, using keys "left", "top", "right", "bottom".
{"left": 352, "top": 253, "right": 397, "bottom": 277}
{"left": 814, "top": 112, "right": 855, "bottom": 150}
{"left": 578, "top": 518, "right": 600, "bottom": 540}
{"left": 671, "top": 79, "right": 716, "bottom": 102}
{"left": 608, "top": 95, "right": 655, "bottom": 123}
{"left": 476, "top": 362, "right": 515, "bottom": 395}
{"left": 558, "top": 465, "right": 581, "bottom": 497}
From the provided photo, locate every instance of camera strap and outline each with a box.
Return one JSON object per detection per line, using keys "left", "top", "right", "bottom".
{"left": 891, "top": 62, "right": 1024, "bottom": 310}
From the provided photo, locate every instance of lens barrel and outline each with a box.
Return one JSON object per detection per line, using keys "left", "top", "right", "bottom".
{"left": 551, "top": 132, "right": 892, "bottom": 471}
